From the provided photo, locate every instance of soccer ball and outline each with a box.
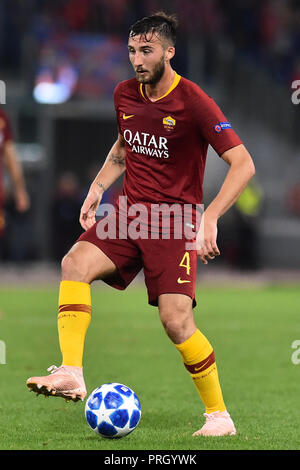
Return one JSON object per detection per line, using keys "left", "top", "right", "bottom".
{"left": 85, "top": 383, "right": 141, "bottom": 438}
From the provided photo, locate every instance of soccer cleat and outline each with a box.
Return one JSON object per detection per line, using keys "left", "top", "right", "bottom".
{"left": 26, "top": 365, "right": 87, "bottom": 402}
{"left": 193, "top": 410, "right": 237, "bottom": 437}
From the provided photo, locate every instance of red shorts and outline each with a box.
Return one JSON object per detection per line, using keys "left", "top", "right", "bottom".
{"left": 78, "top": 212, "right": 197, "bottom": 308}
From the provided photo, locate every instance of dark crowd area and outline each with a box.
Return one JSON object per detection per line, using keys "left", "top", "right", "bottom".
{"left": 0, "top": 0, "right": 299, "bottom": 84}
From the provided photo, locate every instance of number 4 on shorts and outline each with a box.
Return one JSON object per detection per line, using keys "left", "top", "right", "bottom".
{"left": 179, "top": 252, "right": 191, "bottom": 275}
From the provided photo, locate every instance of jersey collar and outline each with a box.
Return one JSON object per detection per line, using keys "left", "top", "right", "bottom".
{"left": 139, "top": 71, "right": 181, "bottom": 102}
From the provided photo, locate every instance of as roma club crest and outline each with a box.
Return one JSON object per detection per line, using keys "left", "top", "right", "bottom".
{"left": 163, "top": 116, "right": 176, "bottom": 132}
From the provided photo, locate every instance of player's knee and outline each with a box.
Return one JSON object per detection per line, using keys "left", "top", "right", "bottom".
{"left": 161, "top": 316, "right": 181, "bottom": 338}
{"left": 61, "top": 251, "right": 90, "bottom": 282}
{"left": 159, "top": 304, "right": 195, "bottom": 343}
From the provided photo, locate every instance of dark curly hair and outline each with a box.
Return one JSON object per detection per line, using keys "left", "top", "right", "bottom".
{"left": 129, "top": 11, "right": 178, "bottom": 46}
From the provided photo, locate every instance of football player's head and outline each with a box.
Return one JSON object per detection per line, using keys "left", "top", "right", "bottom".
{"left": 128, "top": 12, "right": 177, "bottom": 85}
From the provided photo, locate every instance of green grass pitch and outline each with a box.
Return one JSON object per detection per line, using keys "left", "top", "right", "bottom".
{"left": 0, "top": 283, "right": 299, "bottom": 450}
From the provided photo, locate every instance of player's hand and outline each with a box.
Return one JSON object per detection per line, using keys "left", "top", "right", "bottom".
{"left": 196, "top": 212, "right": 220, "bottom": 264}
{"left": 15, "top": 189, "right": 30, "bottom": 213}
{"left": 79, "top": 187, "right": 103, "bottom": 231}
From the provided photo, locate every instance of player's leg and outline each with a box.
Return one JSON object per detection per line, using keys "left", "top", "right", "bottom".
{"left": 57, "top": 240, "right": 117, "bottom": 369}
{"left": 158, "top": 293, "right": 236, "bottom": 436}
{"left": 26, "top": 241, "right": 117, "bottom": 401}
{"left": 27, "top": 209, "right": 143, "bottom": 402}
{"left": 158, "top": 293, "right": 227, "bottom": 412}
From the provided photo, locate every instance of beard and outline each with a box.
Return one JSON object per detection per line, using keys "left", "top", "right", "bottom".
{"left": 136, "top": 55, "right": 165, "bottom": 85}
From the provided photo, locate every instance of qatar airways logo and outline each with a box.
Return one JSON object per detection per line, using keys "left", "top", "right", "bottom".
{"left": 124, "top": 129, "right": 169, "bottom": 159}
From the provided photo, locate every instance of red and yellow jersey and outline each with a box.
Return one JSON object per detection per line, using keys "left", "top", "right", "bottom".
{"left": 114, "top": 71, "right": 242, "bottom": 208}
{"left": 0, "top": 108, "right": 12, "bottom": 205}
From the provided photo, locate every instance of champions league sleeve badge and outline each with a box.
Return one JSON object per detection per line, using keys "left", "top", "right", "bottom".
{"left": 214, "top": 121, "right": 232, "bottom": 133}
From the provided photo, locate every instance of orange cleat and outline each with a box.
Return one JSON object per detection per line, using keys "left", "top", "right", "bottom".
{"left": 26, "top": 365, "right": 87, "bottom": 402}
{"left": 193, "top": 410, "right": 237, "bottom": 437}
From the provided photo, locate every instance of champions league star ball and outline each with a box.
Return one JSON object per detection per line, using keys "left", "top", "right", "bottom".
{"left": 85, "top": 383, "right": 141, "bottom": 438}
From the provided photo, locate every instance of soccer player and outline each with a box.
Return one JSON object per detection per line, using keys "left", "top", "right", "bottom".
{"left": 0, "top": 107, "right": 30, "bottom": 238}
{"left": 26, "top": 12, "right": 255, "bottom": 436}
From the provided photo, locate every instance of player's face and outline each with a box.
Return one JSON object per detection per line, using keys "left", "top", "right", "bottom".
{"left": 128, "top": 33, "right": 170, "bottom": 85}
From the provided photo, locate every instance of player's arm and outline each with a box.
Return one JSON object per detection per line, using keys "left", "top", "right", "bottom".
{"left": 79, "top": 132, "right": 126, "bottom": 231}
{"left": 197, "top": 143, "right": 255, "bottom": 264}
{"left": 3, "top": 140, "right": 30, "bottom": 212}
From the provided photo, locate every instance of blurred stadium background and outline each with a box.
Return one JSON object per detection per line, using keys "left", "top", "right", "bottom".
{"left": 0, "top": 0, "right": 299, "bottom": 284}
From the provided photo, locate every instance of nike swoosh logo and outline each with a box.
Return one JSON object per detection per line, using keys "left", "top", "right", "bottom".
{"left": 177, "top": 277, "right": 191, "bottom": 284}
{"left": 194, "top": 359, "right": 210, "bottom": 372}
{"left": 123, "top": 113, "right": 135, "bottom": 120}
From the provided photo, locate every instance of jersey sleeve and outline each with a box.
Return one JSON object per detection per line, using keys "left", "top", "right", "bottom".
{"left": 113, "top": 82, "right": 123, "bottom": 135}
{"left": 190, "top": 87, "right": 242, "bottom": 156}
